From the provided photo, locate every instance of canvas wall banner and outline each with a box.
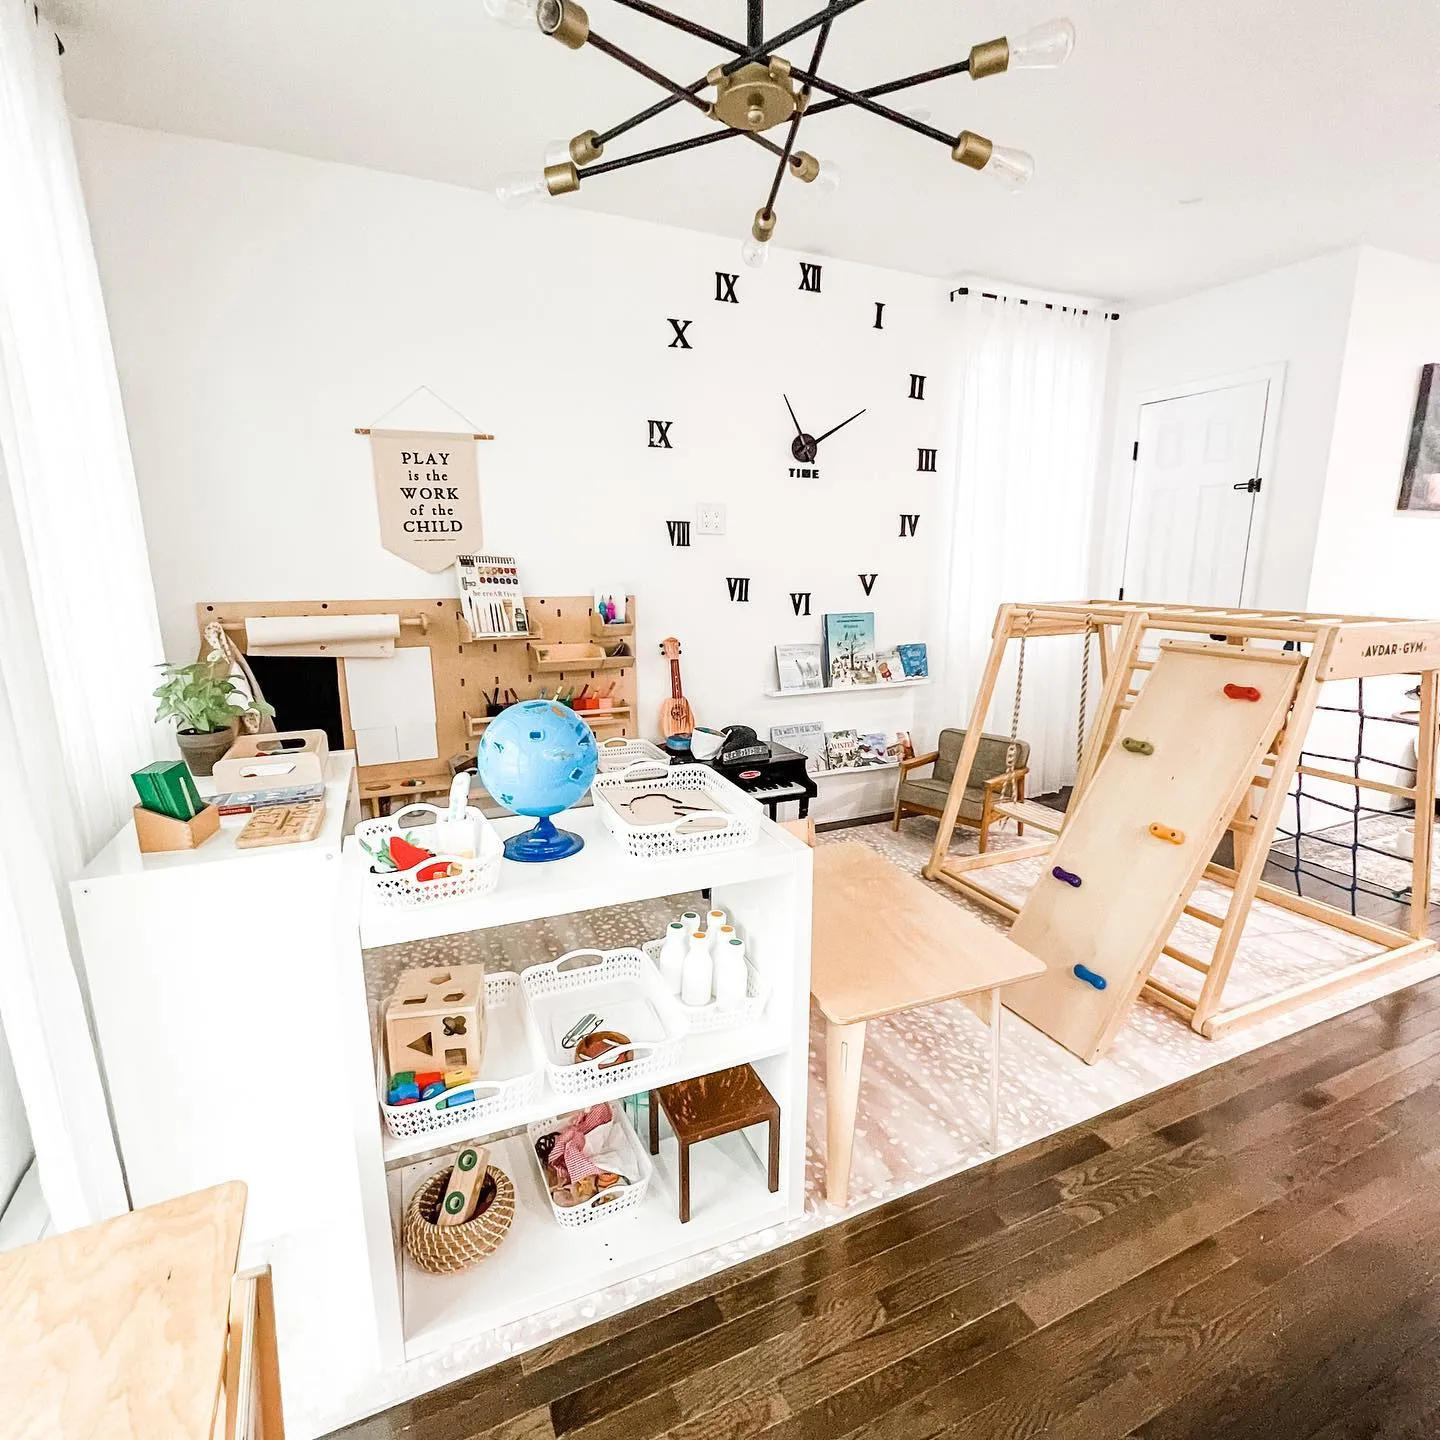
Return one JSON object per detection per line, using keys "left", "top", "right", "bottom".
{"left": 370, "top": 428, "right": 482, "bottom": 571}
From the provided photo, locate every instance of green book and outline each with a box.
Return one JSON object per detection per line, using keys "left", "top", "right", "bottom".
{"left": 131, "top": 760, "right": 203, "bottom": 821}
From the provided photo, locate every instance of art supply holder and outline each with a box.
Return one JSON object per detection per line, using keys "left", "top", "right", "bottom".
{"left": 402, "top": 1162, "right": 516, "bottom": 1274}
{"left": 519, "top": 948, "right": 685, "bottom": 1099}
{"left": 595, "top": 736, "right": 670, "bottom": 777}
{"left": 527, "top": 1106, "right": 653, "bottom": 1229}
{"left": 590, "top": 766, "right": 761, "bottom": 861}
{"left": 132, "top": 802, "right": 220, "bottom": 854}
{"left": 377, "top": 972, "right": 544, "bottom": 1140}
{"left": 641, "top": 937, "right": 769, "bottom": 1033}
{"left": 355, "top": 801, "right": 503, "bottom": 909}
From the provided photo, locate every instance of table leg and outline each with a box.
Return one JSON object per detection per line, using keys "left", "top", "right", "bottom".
{"left": 678, "top": 1139, "right": 691, "bottom": 1224}
{"left": 767, "top": 1111, "right": 780, "bottom": 1194}
{"left": 988, "top": 987, "right": 1002, "bottom": 1152}
{"left": 825, "top": 1019, "right": 867, "bottom": 1208}
{"left": 647, "top": 1090, "right": 659, "bottom": 1156}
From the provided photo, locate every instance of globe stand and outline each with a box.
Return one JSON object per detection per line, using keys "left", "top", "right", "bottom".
{"left": 503, "top": 814, "right": 584, "bottom": 864}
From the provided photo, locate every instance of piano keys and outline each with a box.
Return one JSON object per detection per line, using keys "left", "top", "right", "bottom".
{"left": 704, "top": 740, "right": 817, "bottom": 820}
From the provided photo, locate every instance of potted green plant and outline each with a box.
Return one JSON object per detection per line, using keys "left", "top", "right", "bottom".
{"left": 153, "top": 653, "right": 274, "bottom": 776}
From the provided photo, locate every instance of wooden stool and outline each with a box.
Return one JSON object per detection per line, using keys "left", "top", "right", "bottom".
{"left": 648, "top": 1065, "right": 780, "bottom": 1223}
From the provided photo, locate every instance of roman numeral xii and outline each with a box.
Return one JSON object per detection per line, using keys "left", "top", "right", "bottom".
{"left": 799, "top": 263, "right": 822, "bottom": 293}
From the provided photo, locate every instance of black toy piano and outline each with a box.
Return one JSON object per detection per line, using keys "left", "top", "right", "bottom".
{"left": 701, "top": 726, "right": 818, "bottom": 819}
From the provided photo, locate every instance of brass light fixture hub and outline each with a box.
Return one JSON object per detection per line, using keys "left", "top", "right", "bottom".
{"left": 952, "top": 130, "right": 994, "bottom": 170}
{"left": 709, "top": 59, "right": 797, "bottom": 133}
{"left": 569, "top": 130, "right": 603, "bottom": 165}
{"left": 544, "top": 160, "right": 580, "bottom": 195}
{"left": 751, "top": 208, "right": 777, "bottom": 243}
{"left": 968, "top": 37, "right": 1010, "bottom": 79}
{"left": 538, "top": 0, "right": 589, "bottom": 49}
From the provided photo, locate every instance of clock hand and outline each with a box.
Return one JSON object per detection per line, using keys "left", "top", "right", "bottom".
{"left": 812, "top": 408, "right": 867, "bottom": 447}
{"left": 783, "top": 393, "right": 806, "bottom": 440}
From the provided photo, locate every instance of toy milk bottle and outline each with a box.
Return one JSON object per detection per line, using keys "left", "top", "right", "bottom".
{"left": 680, "top": 931, "right": 714, "bottom": 1007}
{"left": 657, "top": 921, "right": 687, "bottom": 994}
{"left": 711, "top": 922, "right": 738, "bottom": 954}
{"left": 714, "top": 937, "right": 748, "bottom": 1009}
{"left": 704, "top": 907, "right": 728, "bottom": 935}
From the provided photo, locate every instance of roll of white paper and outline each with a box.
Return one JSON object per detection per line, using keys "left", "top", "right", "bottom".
{"left": 244, "top": 613, "right": 400, "bottom": 657}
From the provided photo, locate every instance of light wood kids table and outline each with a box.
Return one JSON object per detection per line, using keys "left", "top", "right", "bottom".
{"left": 811, "top": 843, "right": 1046, "bottom": 1206}
{"left": 0, "top": 1181, "right": 283, "bottom": 1440}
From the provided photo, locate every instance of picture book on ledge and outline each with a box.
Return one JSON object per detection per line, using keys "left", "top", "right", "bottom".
{"left": 897, "top": 643, "right": 928, "bottom": 679}
{"left": 824, "top": 729, "right": 860, "bottom": 770}
{"left": 824, "top": 729, "right": 913, "bottom": 771}
{"left": 822, "top": 611, "right": 876, "bottom": 687}
{"left": 770, "top": 721, "right": 826, "bottom": 774}
{"left": 775, "top": 643, "right": 823, "bottom": 693}
{"left": 874, "top": 648, "right": 906, "bottom": 685}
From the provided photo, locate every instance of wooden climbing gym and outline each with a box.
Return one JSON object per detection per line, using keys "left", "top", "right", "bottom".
{"left": 926, "top": 601, "right": 1440, "bottom": 1062}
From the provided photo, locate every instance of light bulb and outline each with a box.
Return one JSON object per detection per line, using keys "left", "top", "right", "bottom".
{"left": 495, "top": 171, "right": 548, "bottom": 209}
{"left": 543, "top": 137, "right": 571, "bottom": 167}
{"left": 1008, "top": 17, "right": 1075, "bottom": 69}
{"left": 813, "top": 159, "right": 842, "bottom": 195}
{"left": 483, "top": 0, "right": 539, "bottom": 25}
{"left": 985, "top": 145, "right": 1035, "bottom": 191}
{"left": 740, "top": 236, "right": 770, "bottom": 269}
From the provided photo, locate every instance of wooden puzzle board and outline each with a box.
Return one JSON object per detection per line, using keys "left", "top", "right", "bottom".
{"left": 196, "top": 595, "right": 637, "bottom": 814}
{"left": 1004, "top": 642, "right": 1303, "bottom": 1063}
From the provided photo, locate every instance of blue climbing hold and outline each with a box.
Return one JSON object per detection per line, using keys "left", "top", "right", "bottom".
{"left": 1073, "top": 964, "right": 1107, "bottom": 990}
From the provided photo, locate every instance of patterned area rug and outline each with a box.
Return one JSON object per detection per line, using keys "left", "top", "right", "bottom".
{"left": 1268, "top": 813, "right": 1440, "bottom": 898}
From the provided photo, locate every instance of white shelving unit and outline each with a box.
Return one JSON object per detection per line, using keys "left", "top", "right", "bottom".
{"left": 350, "top": 802, "right": 814, "bottom": 1367}
{"left": 763, "top": 677, "right": 931, "bottom": 698}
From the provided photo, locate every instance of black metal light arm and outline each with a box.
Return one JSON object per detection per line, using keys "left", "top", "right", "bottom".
{"left": 784, "top": 63, "right": 957, "bottom": 146}
{"left": 581, "top": 125, "right": 790, "bottom": 179}
{"left": 804, "top": 57, "right": 972, "bottom": 114}
{"left": 760, "top": 18, "right": 832, "bottom": 218}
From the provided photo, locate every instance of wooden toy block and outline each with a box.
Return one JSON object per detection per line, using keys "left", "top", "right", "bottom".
{"left": 437, "top": 1145, "right": 488, "bottom": 1227}
{"left": 443, "top": 1068, "right": 474, "bottom": 1088}
{"left": 384, "top": 965, "right": 486, "bottom": 1077}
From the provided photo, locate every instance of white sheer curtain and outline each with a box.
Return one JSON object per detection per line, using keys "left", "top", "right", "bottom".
{"left": 926, "top": 290, "right": 1113, "bottom": 797}
{"left": 0, "top": 0, "right": 164, "bottom": 1225}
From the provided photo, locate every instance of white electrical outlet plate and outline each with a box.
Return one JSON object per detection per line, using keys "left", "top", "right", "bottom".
{"left": 696, "top": 503, "right": 726, "bottom": 536}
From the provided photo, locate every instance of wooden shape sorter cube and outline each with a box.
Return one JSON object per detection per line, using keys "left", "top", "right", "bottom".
{"left": 384, "top": 966, "right": 486, "bottom": 1076}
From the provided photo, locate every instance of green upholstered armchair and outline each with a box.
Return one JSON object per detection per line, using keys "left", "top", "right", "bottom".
{"left": 892, "top": 727, "right": 1031, "bottom": 852}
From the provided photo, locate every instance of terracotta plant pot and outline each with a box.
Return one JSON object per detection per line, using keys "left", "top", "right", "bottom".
{"left": 176, "top": 723, "right": 237, "bottom": 777}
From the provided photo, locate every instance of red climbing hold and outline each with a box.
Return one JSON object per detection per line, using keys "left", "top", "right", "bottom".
{"left": 1224, "top": 683, "right": 1261, "bottom": 702}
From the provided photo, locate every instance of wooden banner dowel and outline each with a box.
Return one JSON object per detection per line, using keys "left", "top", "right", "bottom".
{"left": 354, "top": 427, "right": 494, "bottom": 439}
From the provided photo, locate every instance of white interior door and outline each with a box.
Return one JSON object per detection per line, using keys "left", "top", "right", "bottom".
{"left": 1121, "top": 379, "right": 1270, "bottom": 606}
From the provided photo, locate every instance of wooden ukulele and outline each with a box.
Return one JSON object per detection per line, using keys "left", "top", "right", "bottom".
{"left": 658, "top": 636, "right": 695, "bottom": 738}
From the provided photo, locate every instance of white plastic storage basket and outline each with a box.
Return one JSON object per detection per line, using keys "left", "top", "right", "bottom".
{"left": 378, "top": 971, "right": 544, "bottom": 1140}
{"left": 594, "top": 736, "right": 670, "bottom": 777}
{"left": 527, "top": 1104, "right": 653, "bottom": 1228}
{"left": 519, "top": 948, "right": 685, "bottom": 1099}
{"left": 642, "top": 937, "right": 769, "bottom": 1033}
{"left": 355, "top": 801, "right": 503, "bottom": 909}
{"left": 590, "top": 765, "right": 761, "bottom": 861}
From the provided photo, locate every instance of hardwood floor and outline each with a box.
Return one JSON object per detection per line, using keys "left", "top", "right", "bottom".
{"left": 333, "top": 972, "right": 1440, "bottom": 1440}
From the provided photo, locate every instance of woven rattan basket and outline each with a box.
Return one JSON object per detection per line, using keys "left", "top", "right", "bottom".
{"left": 402, "top": 1164, "right": 515, "bottom": 1275}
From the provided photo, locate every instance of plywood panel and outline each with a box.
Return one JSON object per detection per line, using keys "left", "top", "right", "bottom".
{"left": 1005, "top": 643, "right": 1303, "bottom": 1063}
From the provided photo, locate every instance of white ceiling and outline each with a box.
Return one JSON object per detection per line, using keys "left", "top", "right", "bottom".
{"left": 56, "top": 0, "right": 1440, "bottom": 305}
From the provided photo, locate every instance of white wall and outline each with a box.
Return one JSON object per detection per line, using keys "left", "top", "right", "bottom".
{"left": 1092, "top": 249, "right": 1361, "bottom": 608}
{"left": 0, "top": 1016, "right": 32, "bottom": 1224}
{"left": 1308, "top": 248, "right": 1440, "bottom": 618}
{"left": 74, "top": 121, "right": 959, "bottom": 820}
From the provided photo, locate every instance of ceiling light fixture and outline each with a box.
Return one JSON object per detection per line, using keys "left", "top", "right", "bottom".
{"left": 486, "top": 1, "right": 1074, "bottom": 264}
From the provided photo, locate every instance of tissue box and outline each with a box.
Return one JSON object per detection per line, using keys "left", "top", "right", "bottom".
{"left": 212, "top": 730, "right": 329, "bottom": 791}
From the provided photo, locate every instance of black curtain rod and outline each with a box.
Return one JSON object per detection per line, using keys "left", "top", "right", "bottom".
{"left": 949, "top": 285, "right": 1120, "bottom": 321}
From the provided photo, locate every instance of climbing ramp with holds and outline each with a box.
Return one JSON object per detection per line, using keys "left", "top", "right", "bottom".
{"left": 924, "top": 600, "right": 1440, "bottom": 1056}
{"left": 1002, "top": 642, "right": 1302, "bottom": 1064}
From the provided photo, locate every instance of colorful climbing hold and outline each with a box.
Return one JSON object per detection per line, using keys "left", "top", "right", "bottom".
{"left": 1121, "top": 738, "right": 1155, "bottom": 755}
{"left": 1149, "top": 822, "right": 1185, "bottom": 844}
{"left": 1051, "top": 866, "right": 1082, "bottom": 887}
{"left": 1224, "top": 683, "right": 1261, "bottom": 701}
{"left": 1073, "top": 964, "right": 1107, "bottom": 990}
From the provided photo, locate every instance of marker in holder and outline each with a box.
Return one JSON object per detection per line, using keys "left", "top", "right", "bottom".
{"left": 1149, "top": 822, "right": 1185, "bottom": 845}
{"left": 1073, "top": 964, "right": 1107, "bottom": 990}
{"left": 1051, "top": 866, "right": 1082, "bottom": 887}
{"left": 1121, "top": 738, "right": 1155, "bottom": 756}
{"left": 1224, "top": 683, "right": 1261, "bottom": 702}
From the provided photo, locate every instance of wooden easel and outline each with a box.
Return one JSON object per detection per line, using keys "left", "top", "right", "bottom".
{"left": 197, "top": 595, "right": 637, "bottom": 816}
{"left": 923, "top": 600, "right": 1440, "bottom": 1051}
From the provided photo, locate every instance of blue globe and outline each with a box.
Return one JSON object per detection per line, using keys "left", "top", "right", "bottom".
{"left": 475, "top": 700, "right": 597, "bottom": 862}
